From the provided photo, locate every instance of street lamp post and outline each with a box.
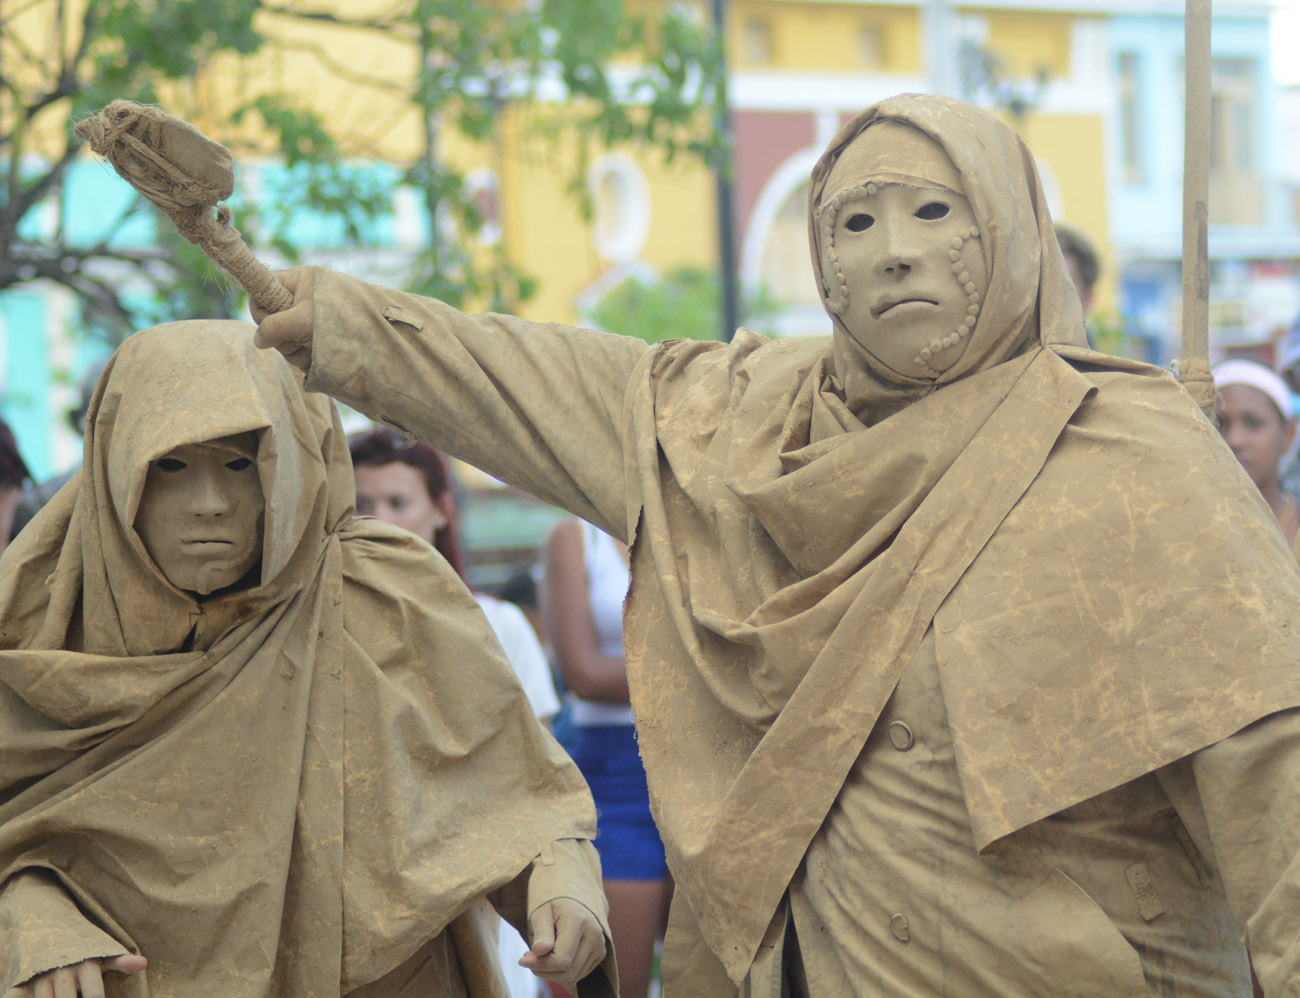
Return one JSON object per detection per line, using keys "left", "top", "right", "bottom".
{"left": 711, "top": 0, "right": 740, "bottom": 341}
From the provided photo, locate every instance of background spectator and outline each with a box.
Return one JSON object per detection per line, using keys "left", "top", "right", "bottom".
{"left": 0, "top": 417, "right": 31, "bottom": 556}
{"left": 1213, "top": 359, "right": 1299, "bottom": 555}
{"left": 543, "top": 518, "right": 672, "bottom": 998}
{"left": 1056, "top": 222, "right": 1100, "bottom": 317}
{"left": 1276, "top": 318, "right": 1300, "bottom": 501}
{"left": 349, "top": 427, "right": 561, "bottom": 998}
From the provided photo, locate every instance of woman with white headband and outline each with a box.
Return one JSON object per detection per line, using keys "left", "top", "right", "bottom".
{"left": 1213, "top": 358, "right": 1299, "bottom": 554}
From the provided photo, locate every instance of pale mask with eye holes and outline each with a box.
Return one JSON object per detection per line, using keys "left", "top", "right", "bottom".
{"left": 817, "top": 124, "right": 987, "bottom": 380}
{"left": 134, "top": 433, "right": 265, "bottom": 596}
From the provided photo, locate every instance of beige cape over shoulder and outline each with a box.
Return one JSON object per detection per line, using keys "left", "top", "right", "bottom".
{"left": 0, "top": 322, "right": 614, "bottom": 997}
{"left": 297, "top": 94, "right": 1300, "bottom": 995}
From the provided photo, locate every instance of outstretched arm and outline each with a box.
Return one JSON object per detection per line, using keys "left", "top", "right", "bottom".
{"left": 254, "top": 266, "right": 650, "bottom": 540}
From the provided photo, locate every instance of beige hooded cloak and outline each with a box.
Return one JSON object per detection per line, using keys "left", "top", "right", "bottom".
{"left": 0, "top": 321, "right": 614, "bottom": 996}
{"left": 283, "top": 94, "right": 1300, "bottom": 996}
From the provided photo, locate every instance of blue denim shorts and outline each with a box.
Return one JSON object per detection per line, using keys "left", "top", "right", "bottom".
{"left": 569, "top": 723, "right": 669, "bottom": 880}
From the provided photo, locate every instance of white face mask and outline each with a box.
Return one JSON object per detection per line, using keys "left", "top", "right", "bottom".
{"left": 135, "top": 434, "right": 264, "bottom": 596}
{"left": 824, "top": 181, "right": 985, "bottom": 378}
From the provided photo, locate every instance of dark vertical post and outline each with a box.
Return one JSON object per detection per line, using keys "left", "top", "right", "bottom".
{"left": 711, "top": 0, "right": 740, "bottom": 341}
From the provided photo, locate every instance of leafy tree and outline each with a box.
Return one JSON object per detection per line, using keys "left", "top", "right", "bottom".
{"left": 0, "top": 0, "right": 722, "bottom": 343}
{"left": 957, "top": 38, "right": 1048, "bottom": 126}
{"left": 586, "top": 265, "right": 777, "bottom": 344}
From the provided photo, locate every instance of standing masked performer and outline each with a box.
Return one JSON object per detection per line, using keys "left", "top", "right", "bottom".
{"left": 0, "top": 322, "right": 615, "bottom": 997}
{"left": 254, "top": 94, "right": 1300, "bottom": 996}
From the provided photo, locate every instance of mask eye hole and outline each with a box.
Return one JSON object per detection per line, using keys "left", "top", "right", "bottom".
{"left": 225, "top": 457, "right": 254, "bottom": 472}
{"left": 845, "top": 213, "right": 874, "bottom": 232}
{"left": 155, "top": 457, "right": 186, "bottom": 472}
{"left": 915, "top": 202, "right": 950, "bottom": 221}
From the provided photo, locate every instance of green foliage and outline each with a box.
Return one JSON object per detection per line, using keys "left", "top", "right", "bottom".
{"left": 957, "top": 38, "right": 1048, "bottom": 124}
{"left": 587, "top": 266, "right": 778, "bottom": 344}
{"left": 1, "top": 0, "right": 722, "bottom": 341}
{"left": 400, "top": 0, "right": 724, "bottom": 301}
{"left": 1087, "top": 309, "right": 1150, "bottom": 361}
{"left": 1, "top": 0, "right": 344, "bottom": 342}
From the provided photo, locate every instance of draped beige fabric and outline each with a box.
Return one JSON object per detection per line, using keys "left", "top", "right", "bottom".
{"left": 0, "top": 322, "right": 608, "bottom": 996}
{"left": 619, "top": 94, "right": 1300, "bottom": 981}
{"left": 291, "top": 93, "right": 1300, "bottom": 993}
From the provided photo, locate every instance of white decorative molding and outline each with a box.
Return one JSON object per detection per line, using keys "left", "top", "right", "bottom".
{"left": 587, "top": 153, "right": 651, "bottom": 264}
{"left": 730, "top": 72, "right": 927, "bottom": 113}
{"left": 740, "top": 145, "right": 820, "bottom": 292}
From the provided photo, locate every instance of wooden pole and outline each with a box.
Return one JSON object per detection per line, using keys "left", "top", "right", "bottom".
{"left": 1182, "top": 0, "right": 1211, "bottom": 367}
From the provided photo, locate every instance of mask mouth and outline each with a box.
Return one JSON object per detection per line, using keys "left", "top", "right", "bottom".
{"left": 872, "top": 296, "right": 938, "bottom": 318}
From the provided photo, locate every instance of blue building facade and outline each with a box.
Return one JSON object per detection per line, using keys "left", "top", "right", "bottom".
{"left": 0, "top": 159, "right": 414, "bottom": 483}
{"left": 1106, "top": 2, "right": 1300, "bottom": 365}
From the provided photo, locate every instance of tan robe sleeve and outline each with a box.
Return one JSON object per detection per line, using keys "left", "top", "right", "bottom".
{"left": 488, "top": 838, "right": 617, "bottom": 998}
{"left": 0, "top": 870, "right": 130, "bottom": 991}
{"left": 1160, "top": 708, "right": 1300, "bottom": 995}
{"left": 305, "top": 267, "right": 650, "bottom": 542}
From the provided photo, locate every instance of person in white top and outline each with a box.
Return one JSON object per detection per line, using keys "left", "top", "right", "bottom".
{"left": 350, "top": 426, "right": 560, "bottom": 998}
{"left": 544, "top": 518, "right": 673, "bottom": 998}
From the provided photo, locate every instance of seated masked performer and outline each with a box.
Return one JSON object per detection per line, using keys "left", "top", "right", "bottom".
{"left": 0, "top": 321, "right": 616, "bottom": 997}
{"left": 253, "top": 94, "right": 1300, "bottom": 996}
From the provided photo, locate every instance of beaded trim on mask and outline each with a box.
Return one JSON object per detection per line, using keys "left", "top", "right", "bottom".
{"left": 913, "top": 226, "right": 982, "bottom": 378}
{"left": 816, "top": 181, "right": 879, "bottom": 316}
{"left": 817, "top": 183, "right": 983, "bottom": 380}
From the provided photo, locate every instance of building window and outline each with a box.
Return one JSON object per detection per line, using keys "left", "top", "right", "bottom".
{"left": 1117, "top": 51, "right": 1143, "bottom": 185}
{"left": 759, "top": 181, "right": 819, "bottom": 308}
{"left": 588, "top": 154, "right": 650, "bottom": 264}
{"left": 1210, "top": 57, "right": 1259, "bottom": 225}
{"left": 743, "top": 17, "right": 774, "bottom": 66}
{"left": 1211, "top": 58, "right": 1256, "bottom": 175}
{"left": 859, "top": 24, "right": 885, "bottom": 68}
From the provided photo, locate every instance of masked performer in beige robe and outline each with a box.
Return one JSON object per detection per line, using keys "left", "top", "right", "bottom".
{"left": 253, "top": 94, "right": 1300, "bottom": 996}
{"left": 0, "top": 321, "right": 617, "bottom": 997}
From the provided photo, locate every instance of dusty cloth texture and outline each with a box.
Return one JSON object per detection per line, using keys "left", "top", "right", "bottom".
{"left": 766, "top": 630, "right": 1295, "bottom": 997}
{"left": 297, "top": 94, "right": 1300, "bottom": 996}
{"left": 0, "top": 321, "right": 613, "bottom": 997}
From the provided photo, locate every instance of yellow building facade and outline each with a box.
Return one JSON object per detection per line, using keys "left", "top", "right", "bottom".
{"left": 153, "top": 1, "right": 1116, "bottom": 331}
{"left": 9, "top": 1, "right": 1115, "bottom": 331}
{"left": 453, "top": 0, "right": 1115, "bottom": 331}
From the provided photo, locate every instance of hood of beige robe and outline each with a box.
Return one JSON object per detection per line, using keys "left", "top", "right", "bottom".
{"left": 808, "top": 94, "right": 1090, "bottom": 423}
{"left": 0, "top": 322, "right": 599, "bottom": 994}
